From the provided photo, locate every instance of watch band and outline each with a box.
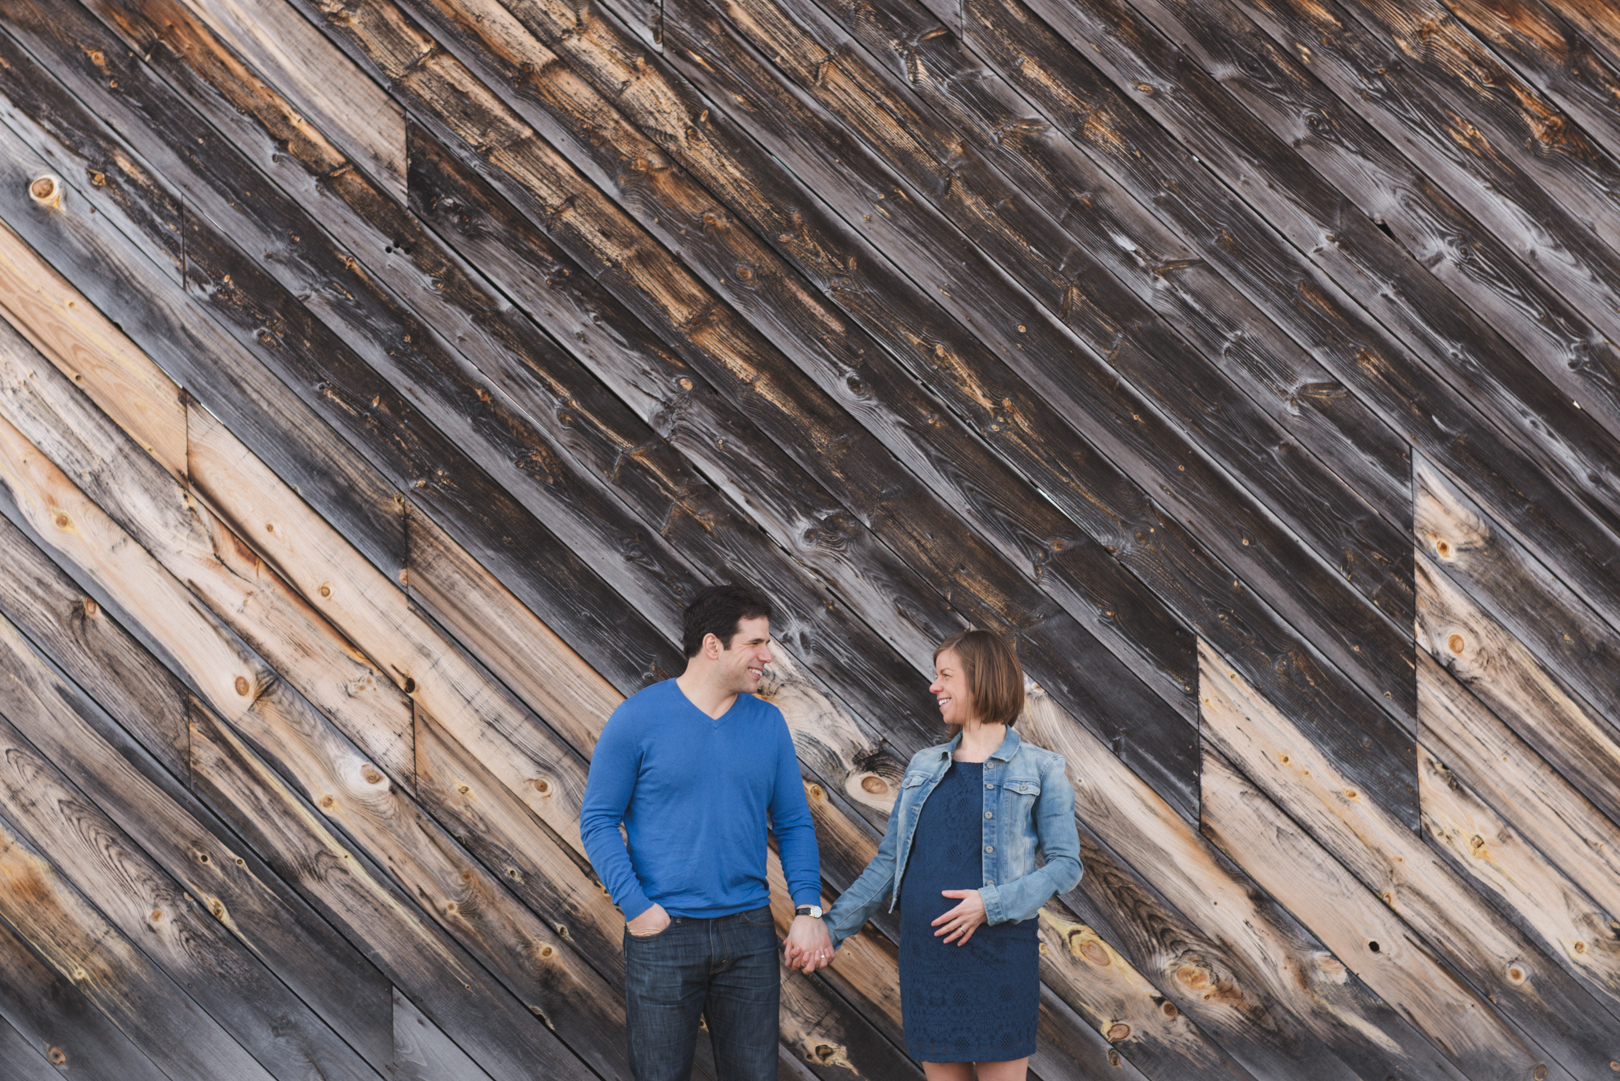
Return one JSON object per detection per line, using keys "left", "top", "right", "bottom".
{"left": 795, "top": 904, "right": 823, "bottom": 919}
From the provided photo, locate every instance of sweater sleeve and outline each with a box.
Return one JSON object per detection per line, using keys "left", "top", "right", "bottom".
{"left": 580, "top": 706, "right": 654, "bottom": 921}
{"left": 769, "top": 715, "right": 822, "bottom": 908}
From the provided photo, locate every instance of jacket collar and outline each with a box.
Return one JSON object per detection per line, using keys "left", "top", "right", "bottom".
{"left": 938, "top": 727, "right": 1021, "bottom": 761}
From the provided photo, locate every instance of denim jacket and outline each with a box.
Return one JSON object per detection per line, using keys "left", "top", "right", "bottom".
{"left": 823, "top": 728, "right": 1082, "bottom": 948}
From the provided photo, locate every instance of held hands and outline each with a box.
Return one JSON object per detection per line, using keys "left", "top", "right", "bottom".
{"left": 626, "top": 902, "right": 671, "bottom": 937}
{"left": 932, "top": 889, "right": 988, "bottom": 945}
{"left": 782, "top": 915, "right": 834, "bottom": 974}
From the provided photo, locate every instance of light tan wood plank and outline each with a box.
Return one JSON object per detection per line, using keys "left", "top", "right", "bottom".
{"left": 172, "top": 0, "right": 406, "bottom": 194}
{"left": 0, "top": 220, "right": 184, "bottom": 476}
{"left": 1419, "top": 648, "right": 1620, "bottom": 928}
{"left": 1416, "top": 548, "right": 1620, "bottom": 831}
{"left": 1198, "top": 749, "right": 1561, "bottom": 1080}
{"left": 1201, "top": 640, "right": 1620, "bottom": 1073}
{"left": 1420, "top": 741, "right": 1620, "bottom": 1002}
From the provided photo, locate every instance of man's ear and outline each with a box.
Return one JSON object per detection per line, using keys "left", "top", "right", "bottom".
{"left": 703, "top": 631, "right": 722, "bottom": 659}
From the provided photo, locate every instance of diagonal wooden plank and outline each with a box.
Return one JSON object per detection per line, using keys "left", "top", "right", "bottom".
{"left": 0, "top": 1009, "right": 60, "bottom": 1081}
{"left": 966, "top": 0, "right": 1620, "bottom": 647}
{"left": 1419, "top": 739, "right": 1620, "bottom": 1007}
{"left": 1199, "top": 747, "right": 1573, "bottom": 1081}
{"left": 1020, "top": 683, "right": 1468, "bottom": 1081}
{"left": 1415, "top": 551, "right": 1620, "bottom": 831}
{"left": 1418, "top": 648, "right": 1620, "bottom": 935}
{"left": 1437, "top": 0, "right": 1620, "bottom": 163}
{"left": 391, "top": 986, "right": 496, "bottom": 1081}
{"left": 1416, "top": 455, "right": 1620, "bottom": 734}
{"left": 1121, "top": 0, "right": 1620, "bottom": 449}
{"left": 167, "top": 0, "right": 408, "bottom": 195}
{"left": 0, "top": 817, "right": 280, "bottom": 1081}
{"left": 0, "top": 702, "right": 384, "bottom": 1081}
{"left": 0, "top": 914, "right": 176, "bottom": 1081}
{"left": 1201, "top": 640, "right": 1620, "bottom": 1075}
{"left": 0, "top": 590, "right": 394, "bottom": 1069}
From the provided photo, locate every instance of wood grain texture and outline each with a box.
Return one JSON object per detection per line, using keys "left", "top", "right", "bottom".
{"left": 0, "top": 80, "right": 407, "bottom": 581}
{"left": 0, "top": 818, "right": 281, "bottom": 1081}
{"left": 1201, "top": 640, "right": 1620, "bottom": 1075}
{"left": 171, "top": 0, "right": 408, "bottom": 194}
{"left": 391, "top": 987, "right": 497, "bottom": 1081}
{"left": 1198, "top": 749, "right": 1572, "bottom": 1081}
{"left": 0, "top": 706, "right": 383, "bottom": 1081}
{"left": 1438, "top": 0, "right": 1620, "bottom": 166}
{"left": 974, "top": 0, "right": 1620, "bottom": 651}
{"left": 0, "top": 1010, "right": 61, "bottom": 1081}
{"left": 1416, "top": 455, "right": 1620, "bottom": 732}
{"left": 1419, "top": 741, "right": 1620, "bottom": 1006}
{"left": 657, "top": 0, "right": 1415, "bottom": 641}
{"left": 1126, "top": 0, "right": 1620, "bottom": 451}
{"left": 1021, "top": 683, "right": 1468, "bottom": 1081}
{"left": 0, "top": 603, "right": 395, "bottom": 1066}
{"left": 1418, "top": 648, "right": 1620, "bottom": 938}
{"left": 0, "top": 218, "right": 185, "bottom": 477}
{"left": 184, "top": 700, "right": 595, "bottom": 1081}
{"left": 1415, "top": 551, "right": 1620, "bottom": 831}
{"left": 0, "top": 905, "right": 177, "bottom": 1081}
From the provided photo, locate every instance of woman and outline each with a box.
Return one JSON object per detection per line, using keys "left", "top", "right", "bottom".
{"left": 823, "top": 630, "right": 1082, "bottom": 1079}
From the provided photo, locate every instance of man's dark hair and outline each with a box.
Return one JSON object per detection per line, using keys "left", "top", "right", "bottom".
{"left": 682, "top": 583, "right": 774, "bottom": 658}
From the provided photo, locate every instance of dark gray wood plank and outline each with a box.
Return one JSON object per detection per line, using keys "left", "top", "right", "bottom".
{"left": 659, "top": 0, "right": 1416, "bottom": 649}
{"left": 0, "top": 1010, "right": 60, "bottom": 1081}
{"left": 0, "top": 814, "right": 280, "bottom": 1081}
{"left": 1190, "top": 0, "right": 1620, "bottom": 446}
{"left": 0, "top": 915, "right": 176, "bottom": 1081}
{"left": 0, "top": 524, "right": 395, "bottom": 1068}
{"left": 967, "top": 0, "right": 1620, "bottom": 678}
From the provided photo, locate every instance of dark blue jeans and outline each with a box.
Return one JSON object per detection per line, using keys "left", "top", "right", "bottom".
{"left": 623, "top": 905, "right": 779, "bottom": 1081}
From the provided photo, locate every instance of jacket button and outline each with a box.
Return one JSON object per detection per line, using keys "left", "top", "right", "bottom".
{"left": 985, "top": 783, "right": 994, "bottom": 790}
{"left": 986, "top": 880, "right": 994, "bottom": 886}
{"left": 984, "top": 845, "right": 994, "bottom": 853}
{"left": 985, "top": 811, "right": 993, "bottom": 819}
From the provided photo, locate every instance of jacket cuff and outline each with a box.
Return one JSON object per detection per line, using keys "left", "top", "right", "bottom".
{"left": 979, "top": 883, "right": 1005, "bottom": 925}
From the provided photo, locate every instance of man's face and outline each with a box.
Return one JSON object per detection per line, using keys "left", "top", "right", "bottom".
{"left": 716, "top": 615, "right": 772, "bottom": 693}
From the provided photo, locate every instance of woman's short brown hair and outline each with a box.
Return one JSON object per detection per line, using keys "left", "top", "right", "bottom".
{"left": 933, "top": 629, "right": 1025, "bottom": 728}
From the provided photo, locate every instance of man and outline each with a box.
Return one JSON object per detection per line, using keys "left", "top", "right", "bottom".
{"left": 581, "top": 583, "right": 834, "bottom": 1080}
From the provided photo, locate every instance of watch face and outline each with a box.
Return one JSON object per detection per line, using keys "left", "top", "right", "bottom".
{"left": 798, "top": 904, "right": 823, "bottom": 918}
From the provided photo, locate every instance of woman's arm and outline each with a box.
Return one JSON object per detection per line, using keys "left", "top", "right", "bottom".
{"left": 979, "top": 755, "right": 1083, "bottom": 925}
{"left": 822, "top": 797, "right": 905, "bottom": 949}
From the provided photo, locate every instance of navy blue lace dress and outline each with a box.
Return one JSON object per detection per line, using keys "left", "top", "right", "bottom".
{"left": 898, "top": 759, "right": 1040, "bottom": 1062}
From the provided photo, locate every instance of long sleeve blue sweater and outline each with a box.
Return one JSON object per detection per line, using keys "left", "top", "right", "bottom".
{"left": 580, "top": 680, "right": 822, "bottom": 920}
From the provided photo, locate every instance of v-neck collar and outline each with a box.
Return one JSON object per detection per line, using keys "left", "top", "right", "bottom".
{"left": 673, "top": 680, "right": 744, "bottom": 728}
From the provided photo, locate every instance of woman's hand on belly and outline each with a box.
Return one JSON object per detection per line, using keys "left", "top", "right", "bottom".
{"left": 931, "top": 889, "right": 988, "bottom": 945}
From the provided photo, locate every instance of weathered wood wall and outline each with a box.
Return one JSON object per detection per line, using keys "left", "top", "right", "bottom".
{"left": 0, "top": 0, "right": 1615, "bottom": 1075}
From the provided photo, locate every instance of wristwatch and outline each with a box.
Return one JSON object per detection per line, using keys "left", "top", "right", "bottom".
{"left": 795, "top": 904, "right": 823, "bottom": 919}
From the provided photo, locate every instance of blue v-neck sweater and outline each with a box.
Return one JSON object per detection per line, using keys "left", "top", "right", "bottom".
{"left": 580, "top": 680, "right": 822, "bottom": 920}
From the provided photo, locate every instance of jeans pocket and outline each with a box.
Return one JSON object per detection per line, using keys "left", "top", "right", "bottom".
{"left": 738, "top": 905, "right": 774, "bottom": 927}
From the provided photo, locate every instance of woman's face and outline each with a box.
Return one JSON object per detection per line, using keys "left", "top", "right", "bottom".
{"left": 929, "top": 648, "right": 973, "bottom": 727}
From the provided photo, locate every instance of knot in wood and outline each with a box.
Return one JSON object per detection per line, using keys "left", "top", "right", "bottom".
{"left": 29, "top": 174, "right": 63, "bottom": 208}
{"left": 319, "top": 583, "right": 332, "bottom": 597}
{"left": 1160, "top": 999, "right": 1178, "bottom": 1019}
{"left": 1446, "top": 633, "right": 1466, "bottom": 654}
{"left": 235, "top": 676, "right": 252, "bottom": 696}
{"left": 1507, "top": 964, "right": 1525, "bottom": 983}
{"left": 540, "top": 945, "right": 553, "bottom": 958}
{"left": 52, "top": 511, "right": 72, "bottom": 530}
{"left": 859, "top": 775, "right": 888, "bottom": 795}
{"left": 363, "top": 767, "right": 383, "bottom": 784}
{"left": 82, "top": 597, "right": 99, "bottom": 617}
{"left": 1534, "top": 1067, "right": 1547, "bottom": 1080}
{"left": 1105, "top": 1023, "right": 1130, "bottom": 1042}
{"left": 1435, "top": 539, "right": 1452, "bottom": 558}
{"left": 150, "top": 909, "right": 163, "bottom": 922}
{"left": 47, "top": 1047, "right": 66, "bottom": 1066}
{"left": 1574, "top": 941, "right": 1587, "bottom": 954}
{"left": 533, "top": 777, "right": 552, "bottom": 796}
{"left": 320, "top": 795, "right": 336, "bottom": 810}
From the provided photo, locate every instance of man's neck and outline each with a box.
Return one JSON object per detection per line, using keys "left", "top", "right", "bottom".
{"left": 675, "top": 669, "right": 740, "bottom": 720}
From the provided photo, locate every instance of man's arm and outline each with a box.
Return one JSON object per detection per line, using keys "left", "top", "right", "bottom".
{"left": 580, "top": 709, "right": 655, "bottom": 923}
{"left": 770, "top": 718, "right": 831, "bottom": 971}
